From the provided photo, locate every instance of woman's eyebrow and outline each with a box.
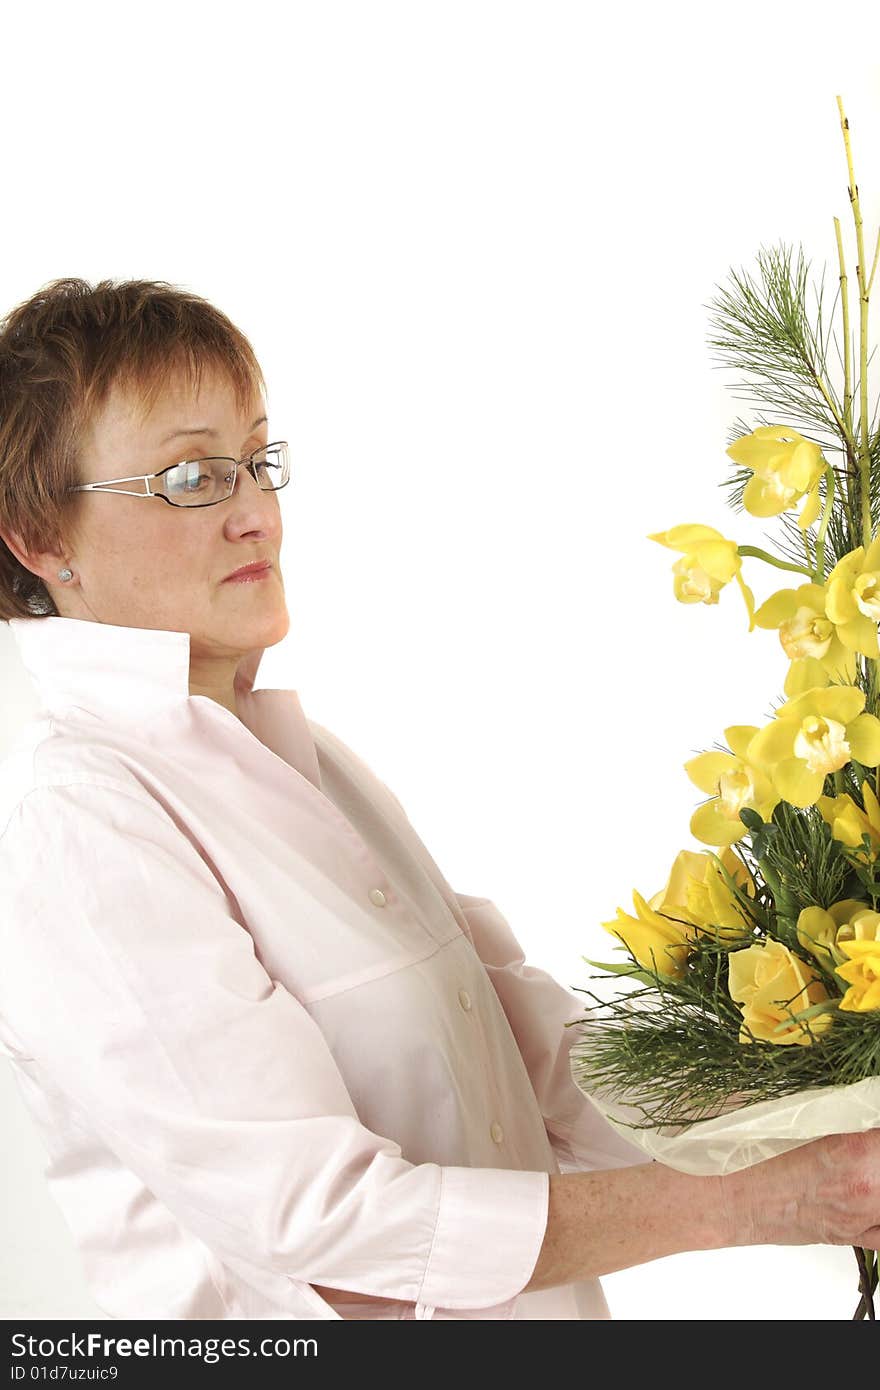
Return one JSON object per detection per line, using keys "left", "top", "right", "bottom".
{"left": 158, "top": 414, "right": 268, "bottom": 445}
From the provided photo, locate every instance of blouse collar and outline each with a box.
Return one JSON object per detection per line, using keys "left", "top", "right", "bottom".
{"left": 9, "top": 615, "right": 262, "bottom": 712}
{"left": 8, "top": 614, "right": 323, "bottom": 789}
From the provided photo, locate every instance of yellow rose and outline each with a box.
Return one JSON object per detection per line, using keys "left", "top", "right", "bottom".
{"left": 601, "top": 888, "right": 697, "bottom": 979}
{"left": 728, "top": 938, "right": 834, "bottom": 1045}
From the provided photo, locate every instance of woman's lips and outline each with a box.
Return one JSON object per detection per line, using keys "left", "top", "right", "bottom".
{"left": 223, "top": 562, "right": 272, "bottom": 583}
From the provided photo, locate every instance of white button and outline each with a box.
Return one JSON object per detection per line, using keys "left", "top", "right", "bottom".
{"left": 458, "top": 988, "right": 472, "bottom": 1011}
{"left": 490, "top": 1120, "right": 504, "bottom": 1144}
{"left": 369, "top": 888, "right": 387, "bottom": 907}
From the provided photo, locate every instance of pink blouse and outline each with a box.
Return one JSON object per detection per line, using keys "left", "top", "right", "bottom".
{"left": 0, "top": 615, "right": 645, "bottom": 1321}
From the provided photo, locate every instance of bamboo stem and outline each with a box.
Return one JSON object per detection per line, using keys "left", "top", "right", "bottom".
{"left": 836, "top": 95, "right": 873, "bottom": 548}
{"left": 868, "top": 224, "right": 880, "bottom": 298}
{"left": 833, "top": 216, "right": 856, "bottom": 522}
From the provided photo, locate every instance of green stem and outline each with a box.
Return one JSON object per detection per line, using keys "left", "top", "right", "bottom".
{"left": 833, "top": 215, "right": 857, "bottom": 527}
{"left": 836, "top": 96, "right": 873, "bottom": 549}
{"left": 868, "top": 224, "right": 880, "bottom": 299}
{"left": 735, "top": 545, "right": 814, "bottom": 577}
{"left": 755, "top": 854, "right": 797, "bottom": 924}
{"left": 834, "top": 217, "right": 854, "bottom": 443}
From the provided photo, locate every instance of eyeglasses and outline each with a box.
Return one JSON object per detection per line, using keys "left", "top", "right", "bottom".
{"left": 67, "top": 441, "right": 291, "bottom": 509}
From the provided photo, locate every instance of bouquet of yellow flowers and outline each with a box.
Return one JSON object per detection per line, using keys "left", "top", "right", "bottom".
{"left": 569, "top": 94, "right": 880, "bottom": 1320}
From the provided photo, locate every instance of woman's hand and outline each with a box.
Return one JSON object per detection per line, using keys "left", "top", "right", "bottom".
{"left": 524, "top": 1129, "right": 880, "bottom": 1294}
{"left": 722, "top": 1128, "right": 880, "bottom": 1251}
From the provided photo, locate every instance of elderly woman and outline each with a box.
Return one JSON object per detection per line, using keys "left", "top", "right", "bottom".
{"left": 0, "top": 279, "right": 877, "bottom": 1323}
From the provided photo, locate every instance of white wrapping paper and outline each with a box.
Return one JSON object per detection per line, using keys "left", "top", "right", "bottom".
{"left": 570, "top": 1059, "right": 880, "bottom": 1177}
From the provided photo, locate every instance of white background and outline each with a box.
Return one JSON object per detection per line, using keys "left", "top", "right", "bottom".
{"left": 2, "top": 0, "right": 879, "bottom": 1321}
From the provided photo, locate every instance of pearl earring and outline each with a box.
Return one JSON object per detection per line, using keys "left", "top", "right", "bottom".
{"left": 58, "top": 568, "right": 73, "bottom": 582}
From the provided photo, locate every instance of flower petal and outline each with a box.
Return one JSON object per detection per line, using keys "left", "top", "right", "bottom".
{"left": 683, "top": 750, "right": 736, "bottom": 793}
{"left": 752, "top": 588, "right": 801, "bottom": 628}
{"left": 846, "top": 712, "right": 880, "bottom": 767}
{"left": 783, "top": 658, "right": 829, "bottom": 698}
{"left": 779, "top": 685, "right": 865, "bottom": 724}
{"left": 746, "top": 720, "right": 797, "bottom": 766}
{"left": 689, "top": 798, "right": 747, "bottom": 847}
{"left": 724, "top": 725, "right": 762, "bottom": 760}
{"left": 647, "top": 523, "right": 723, "bottom": 552}
{"left": 771, "top": 758, "right": 826, "bottom": 808}
{"left": 733, "top": 570, "right": 756, "bottom": 629}
{"left": 693, "top": 538, "right": 740, "bottom": 582}
{"left": 742, "top": 474, "right": 789, "bottom": 517}
{"left": 797, "top": 483, "right": 822, "bottom": 530}
{"left": 836, "top": 612, "right": 880, "bottom": 657}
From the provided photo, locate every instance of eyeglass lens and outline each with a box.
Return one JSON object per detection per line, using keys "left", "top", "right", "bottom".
{"left": 161, "top": 444, "right": 290, "bottom": 506}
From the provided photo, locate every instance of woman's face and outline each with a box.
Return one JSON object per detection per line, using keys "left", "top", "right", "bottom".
{"left": 11, "top": 365, "right": 290, "bottom": 711}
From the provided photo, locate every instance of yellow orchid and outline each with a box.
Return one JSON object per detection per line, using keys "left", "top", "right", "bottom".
{"left": 684, "top": 724, "right": 780, "bottom": 847}
{"left": 728, "top": 938, "right": 834, "bottom": 1045}
{"left": 823, "top": 536, "right": 880, "bottom": 660}
{"left": 751, "top": 582, "right": 859, "bottom": 698}
{"left": 746, "top": 685, "right": 880, "bottom": 809}
{"left": 654, "top": 847, "right": 755, "bottom": 943}
{"left": 725, "top": 424, "right": 825, "bottom": 530}
{"left": 647, "top": 524, "right": 755, "bottom": 629}
{"left": 815, "top": 778, "right": 880, "bottom": 864}
{"left": 795, "top": 898, "right": 871, "bottom": 966}
{"left": 601, "top": 888, "right": 698, "bottom": 979}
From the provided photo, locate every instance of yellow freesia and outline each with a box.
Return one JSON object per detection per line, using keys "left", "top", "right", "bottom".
{"left": 728, "top": 938, "right": 834, "bottom": 1045}
{"left": 835, "top": 919, "right": 880, "bottom": 1010}
{"left": 684, "top": 724, "right": 780, "bottom": 847}
{"left": 647, "top": 524, "right": 755, "bottom": 628}
{"left": 751, "top": 582, "right": 859, "bottom": 698}
{"left": 745, "top": 685, "right": 880, "bottom": 809}
{"left": 824, "top": 536, "right": 880, "bottom": 660}
{"left": 795, "top": 898, "right": 871, "bottom": 966}
{"left": 815, "top": 778, "right": 880, "bottom": 864}
{"left": 836, "top": 905, "right": 880, "bottom": 945}
{"left": 725, "top": 424, "right": 825, "bottom": 530}
{"left": 654, "top": 847, "right": 754, "bottom": 943}
{"left": 601, "top": 887, "right": 697, "bottom": 979}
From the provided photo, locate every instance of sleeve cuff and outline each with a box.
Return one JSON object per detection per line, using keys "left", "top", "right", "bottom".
{"left": 415, "top": 1165, "right": 549, "bottom": 1311}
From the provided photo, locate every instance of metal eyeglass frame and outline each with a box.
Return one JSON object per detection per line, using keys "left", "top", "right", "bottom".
{"left": 66, "top": 441, "right": 291, "bottom": 509}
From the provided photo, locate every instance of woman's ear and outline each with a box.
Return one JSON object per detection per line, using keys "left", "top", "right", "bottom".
{"left": 0, "top": 525, "right": 30, "bottom": 567}
{"left": 0, "top": 524, "right": 68, "bottom": 581}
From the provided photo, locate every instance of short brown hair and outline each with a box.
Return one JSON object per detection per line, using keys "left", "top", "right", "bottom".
{"left": 0, "top": 277, "right": 267, "bottom": 621}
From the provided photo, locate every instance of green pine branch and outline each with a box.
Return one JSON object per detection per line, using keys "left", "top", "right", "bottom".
{"left": 569, "top": 956, "right": 880, "bottom": 1129}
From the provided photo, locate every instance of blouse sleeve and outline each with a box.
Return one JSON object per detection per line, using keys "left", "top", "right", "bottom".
{"left": 0, "top": 783, "right": 550, "bottom": 1314}
{"left": 454, "top": 892, "right": 648, "bottom": 1173}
